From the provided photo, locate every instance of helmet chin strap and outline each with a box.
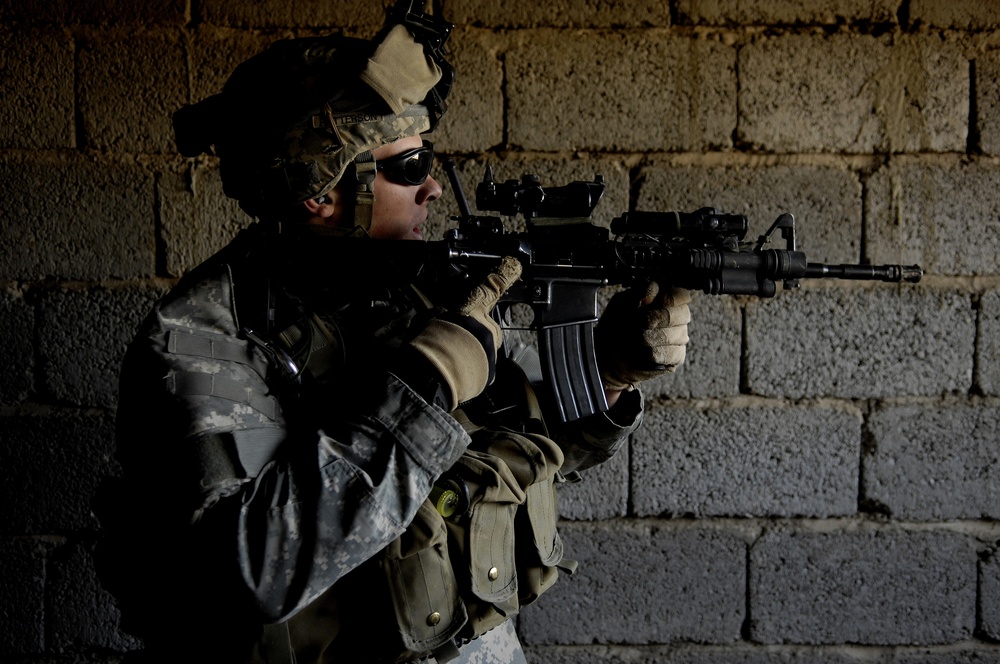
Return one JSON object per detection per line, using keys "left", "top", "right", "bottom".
{"left": 353, "top": 150, "right": 376, "bottom": 232}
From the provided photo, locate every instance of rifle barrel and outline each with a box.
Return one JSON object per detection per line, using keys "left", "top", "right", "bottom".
{"left": 805, "top": 263, "right": 923, "bottom": 283}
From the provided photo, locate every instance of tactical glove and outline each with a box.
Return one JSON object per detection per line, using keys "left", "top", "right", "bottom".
{"left": 402, "top": 256, "right": 522, "bottom": 410}
{"left": 596, "top": 282, "right": 691, "bottom": 391}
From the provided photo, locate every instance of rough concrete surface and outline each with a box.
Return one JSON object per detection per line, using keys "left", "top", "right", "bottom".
{"left": 745, "top": 288, "right": 975, "bottom": 399}
{"left": 0, "top": 156, "right": 155, "bottom": 280}
{"left": 507, "top": 31, "right": 735, "bottom": 151}
{"left": 0, "top": 413, "right": 116, "bottom": 534}
{"left": 520, "top": 522, "right": 746, "bottom": 645}
{"left": 864, "top": 402, "right": 1000, "bottom": 520}
{"left": 866, "top": 159, "right": 1000, "bottom": 276}
{"left": 37, "top": 284, "right": 165, "bottom": 408}
{"left": 739, "top": 34, "right": 967, "bottom": 153}
{"left": 633, "top": 403, "right": 861, "bottom": 517}
{"left": 750, "top": 528, "right": 978, "bottom": 645}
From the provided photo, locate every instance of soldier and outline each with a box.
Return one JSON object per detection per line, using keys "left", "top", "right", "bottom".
{"left": 95, "top": 4, "right": 691, "bottom": 663}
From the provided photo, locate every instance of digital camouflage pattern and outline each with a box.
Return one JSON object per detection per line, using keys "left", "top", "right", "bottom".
{"left": 141, "top": 249, "right": 470, "bottom": 611}
{"left": 445, "top": 621, "right": 527, "bottom": 664}
{"left": 101, "top": 224, "right": 646, "bottom": 662}
{"left": 268, "top": 102, "right": 431, "bottom": 204}
{"left": 104, "top": 230, "right": 470, "bottom": 660}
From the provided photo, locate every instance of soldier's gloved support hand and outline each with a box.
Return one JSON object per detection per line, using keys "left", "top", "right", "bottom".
{"left": 596, "top": 282, "right": 691, "bottom": 391}
{"left": 402, "top": 257, "right": 522, "bottom": 410}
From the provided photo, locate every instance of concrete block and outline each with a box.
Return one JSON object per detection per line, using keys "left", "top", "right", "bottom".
{"left": 740, "top": 34, "right": 967, "bottom": 153}
{"left": 978, "top": 291, "right": 1000, "bottom": 395}
{"left": 705, "top": 1, "right": 899, "bottom": 26}
{"left": 200, "top": 0, "right": 385, "bottom": 29}
{"left": 0, "top": 0, "right": 186, "bottom": 23}
{"left": 867, "top": 159, "right": 1000, "bottom": 277}
{"left": 633, "top": 403, "right": 861, "bottom": 518}
{"left": 78, "top": 29, "right": 188, "bottom": 153}
{"left": 0, "top": 0, "right": 68, "bottom": 21}
{"left": 745, "top": 288, "right": 975, "bottom": 399}
{"left": 557, "top": 444, "right": 628, "bottom": 520}
{"left": 891, "top": 649, "right": 1000, "bottom": 664}
{"left": 507, "top": 31, "right": 735, "bottom": 152}
{"left": 0, "top": 412, "right": 116, "bottom": 535}
{"left": 0, "top": 538, "right": 46, "bottom": 656}
{"left": 523, "top": 646, "right": 652, "bottom": 664}
{"left": 0, "top": 156, "right": 155, "bottom": 280}
{"left": 979, "top": 50, "right": 1000, "bottom": 155}
{"left": 446, "top": 0, "right": 668, "bottom": 27}
{"left": 519, "top": 522, "right": 745, "bottom": 645}
{"left": 750, "top": 528, "right": 978, "bottom": 645}
{"left": 982, "top": 548, "right": 1000, "bottom": 640}
{"left": 666, "top": 646, "right": 868, "bottom": 664}
{"left": 678, "top": 0, "right": 898, "bottom": 25}
{"left": 642, "top": 294, "right": 742, "bottom": 399}
{"left": 522, "top": 644, "right": 938, "bottom": 664}
{"left": 68, "top": 0, "right": 187, "bottom": 23}
{"left": 37, "top": 284, "right": 165, "bottom": 408}
{"left": 865, "top": 403, "right": 1000, "bottom": 520}
{"left": 47, "top": 540, "right": 137, "bottom": 650}
{"left": 0, "top": 28, "right": 74, "bottom": 149}
{"left": 564, "top": 647, "right": 1000, "bottom": 664}
{"left": 535, "top": 645, "right": 1000, "bottom": 664}
{"left": 0, "top": 288, "right": 34, "bottom": 405}
{"left": 674, "top": 645, "right": 877, "bottom": 664}
{"left": 160, "top": 161, "right": 252, "bottom": 277}
{"left": 432, "top": 28, "right": 504, "bottom": 153}
{"left": 635, "top": 163, "right": 863, "bottom": 264}
{"left": 909, "top": 0, "right": 1000, "bottom": 30}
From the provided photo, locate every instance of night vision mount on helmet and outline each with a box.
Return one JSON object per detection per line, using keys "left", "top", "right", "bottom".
{"left": 172, "top": 0, "right": 455, "bottom": 228}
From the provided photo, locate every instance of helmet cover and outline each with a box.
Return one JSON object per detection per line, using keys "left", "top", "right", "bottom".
{"left": 173, "top": 23, "right": 448, "bottom": 218}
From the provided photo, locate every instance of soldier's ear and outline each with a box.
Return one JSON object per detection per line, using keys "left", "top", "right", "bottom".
{"left": 302, "top": 192, "right": 342, "bottom": 223}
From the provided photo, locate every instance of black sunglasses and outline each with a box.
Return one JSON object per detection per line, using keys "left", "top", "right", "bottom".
{"left": 375, "top": 140, "right": 435, "bottom": 186}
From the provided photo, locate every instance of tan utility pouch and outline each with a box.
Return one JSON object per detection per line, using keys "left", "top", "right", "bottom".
{"left": 381, "top": 500, "right": 468, "bottom": 656}
{"left": 445, "top": 426, "right": 569, "bottom": 644}
{"left": 359, "top": 427, "right": 568, "bottom": 663}
{"left": 373, "top": 356, "right": 571, "bottom": 661}
{"left": 323, "top": 428, "right": 573, "bottom": 664}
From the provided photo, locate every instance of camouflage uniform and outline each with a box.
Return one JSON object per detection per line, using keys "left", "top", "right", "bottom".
{"left": 102, "top": 223, "right": 643, "bottom": 664}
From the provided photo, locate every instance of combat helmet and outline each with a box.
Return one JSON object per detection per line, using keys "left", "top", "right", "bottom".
{"left": 172, "top": 0, "right": 454, "bottom": 230}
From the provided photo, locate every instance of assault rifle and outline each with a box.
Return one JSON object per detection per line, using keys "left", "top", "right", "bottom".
{"left": 429, "top": 162, "right": 922, "bottom": 423}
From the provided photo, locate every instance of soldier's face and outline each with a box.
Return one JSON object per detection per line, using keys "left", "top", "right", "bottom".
{"left": 369, "top": 135, "right": 442, "bottom": 241}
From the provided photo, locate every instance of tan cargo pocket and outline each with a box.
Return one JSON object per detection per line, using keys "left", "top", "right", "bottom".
{"left": 452, "top": 449, "right": 521, "bottom": 618}
{"left": 381, "top": 500, "right": 467, "bottom": 654}
{"left": 519, "top": 479, "right": 561, "bottom": 600}
{"left": 524, "top": 470, "right": 562, "bottom": 566}
{"left": 450, "top": 428, "right": 566, "bottom": 616}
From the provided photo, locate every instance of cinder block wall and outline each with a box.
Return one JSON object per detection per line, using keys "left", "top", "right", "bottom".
{"left": 3, "top": 1, "right": 1000, "bottom": 661}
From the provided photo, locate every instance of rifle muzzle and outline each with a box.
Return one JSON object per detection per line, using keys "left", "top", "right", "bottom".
{"left": 805, "top": 263, "right": 923, "bottom": 283}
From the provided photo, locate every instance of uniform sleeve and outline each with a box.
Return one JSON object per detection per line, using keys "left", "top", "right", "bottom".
{"left": 235, "top": 373, "right": 469, "bottom": 622}
{"left": 114, "top": 264, "right": 470, "bottom": 625}
{"left": 547, "top": 386, "right": 644, "bottom": 475}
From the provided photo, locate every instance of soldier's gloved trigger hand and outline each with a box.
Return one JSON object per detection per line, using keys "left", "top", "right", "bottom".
{"left": 406, "top": 257, "right": 522, "bottom": 410}
{"left": 596, "top": 283, "right": 691, "bottom": 392}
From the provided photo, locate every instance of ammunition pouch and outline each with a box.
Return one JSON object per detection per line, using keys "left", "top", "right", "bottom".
{"left": 325, "top": 426, "right": 568, "bottom": 663}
